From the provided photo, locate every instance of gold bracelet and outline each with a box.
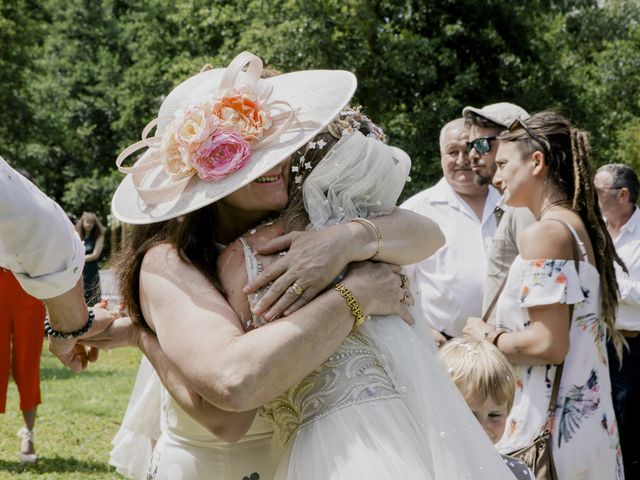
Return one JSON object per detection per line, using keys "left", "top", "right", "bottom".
{"left": 351, "top": 218, "right": 382, "bottom": 258}
{"left": 334, "top": 282, "right": 368, "bottom": 329}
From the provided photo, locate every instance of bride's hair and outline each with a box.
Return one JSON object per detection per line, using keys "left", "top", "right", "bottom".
{"left": 282, "top": 107, "right": 387, "bottom": 231}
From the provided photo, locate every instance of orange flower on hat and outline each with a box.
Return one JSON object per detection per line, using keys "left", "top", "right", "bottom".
{"left": 214, "top": 91, "right": 272, "bottom": 142}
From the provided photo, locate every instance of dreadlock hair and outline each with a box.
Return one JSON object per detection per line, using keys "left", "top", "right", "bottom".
{"left": 498, "top": 111, "right": 626, "bottom": 360}
{"left": 282, "top": 106, "right": 386, "bottom": 232}
{"left": 112, "top": 203, "right": 222, "bottom": 331}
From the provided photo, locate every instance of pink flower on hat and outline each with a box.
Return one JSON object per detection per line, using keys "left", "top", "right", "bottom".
{"left": 192, "top": 129, "right": 251, "bottom": 181}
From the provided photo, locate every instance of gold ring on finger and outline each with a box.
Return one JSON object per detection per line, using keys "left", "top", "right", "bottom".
{"left": 400, "top": 273, "right": 409, "bottom": 290}
{"left": 290, "top": 282, "right": 304, "bottom": 297}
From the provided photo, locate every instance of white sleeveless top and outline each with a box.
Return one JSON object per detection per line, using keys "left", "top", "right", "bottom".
{"left": 495, "top": 221, "right": 623, "bottom": 480}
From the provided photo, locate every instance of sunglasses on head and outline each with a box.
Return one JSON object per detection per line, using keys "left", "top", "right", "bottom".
{"left": 508, "top": 118, "right": 544, "bottom": 144}
{"left": 465, "top": 136, "right": 497, "bottom": 155}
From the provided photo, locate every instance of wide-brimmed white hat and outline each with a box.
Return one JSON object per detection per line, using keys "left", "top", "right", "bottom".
{"left": 112, "top": 52, "right": 357, "bottom": 224}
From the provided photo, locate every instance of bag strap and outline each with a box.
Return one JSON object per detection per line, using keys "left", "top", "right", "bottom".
{"left": 482, "top": 274, "right": 508, "bottom": 323}
{"left": 541, "top": 218, "right": 582, "bottom": 433}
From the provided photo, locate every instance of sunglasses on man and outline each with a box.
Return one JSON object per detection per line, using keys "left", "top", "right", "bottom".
{"left": 465, "top": 136, "right": 497, "bottom": 155}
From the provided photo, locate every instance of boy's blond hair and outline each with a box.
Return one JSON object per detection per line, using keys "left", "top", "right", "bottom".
{"left": 439, "top": 336, "right": 516, "bottom": 412}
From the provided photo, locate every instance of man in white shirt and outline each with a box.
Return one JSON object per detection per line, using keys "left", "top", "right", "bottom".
{"left": 595, "top": 163, "right": 640, "bottom": 478}
{"left": 0, "top": 156, "right": 115, "bottom": 372}
{"left": 402, "top": 118, "right": 500, "bottom": 343}
{"left": 461, "top": 102, "right": 535, "bottom": 321}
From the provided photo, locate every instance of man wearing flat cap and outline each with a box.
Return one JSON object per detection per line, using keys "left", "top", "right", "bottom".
{"left": 462, "top": 102, "right": 535, "bottom": 321}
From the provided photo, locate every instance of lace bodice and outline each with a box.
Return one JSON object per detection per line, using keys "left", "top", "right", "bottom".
{"left": 260, "top": 331, "right": 399, "bottom": 446}
{"left": 238, "top": 237, "right": 399, "bottom": 447}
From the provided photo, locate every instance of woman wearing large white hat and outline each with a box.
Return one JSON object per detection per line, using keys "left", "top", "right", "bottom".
{"left": 94, "top": 52, "right": 442, "bottom": 479}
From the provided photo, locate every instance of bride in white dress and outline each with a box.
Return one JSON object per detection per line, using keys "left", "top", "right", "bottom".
{"left": 213, "top": 111, "right": 516, "bottom": 479}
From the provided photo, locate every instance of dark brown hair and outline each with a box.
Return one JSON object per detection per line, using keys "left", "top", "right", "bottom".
{"left": 498, "top": 111, "right": 625, "bottom": 359}
{"left": 463, "top": 111, "right": 503, "bottom": 132}
{"left": 112, "top": 204, "right": 222, "bottom": 330}
{"left": 75, "top": 212, "right": 105, "bottom": 242}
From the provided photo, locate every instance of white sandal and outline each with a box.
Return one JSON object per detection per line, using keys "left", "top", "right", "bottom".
{"left": 17, "top": 427, "right": 37, "bottom": 464}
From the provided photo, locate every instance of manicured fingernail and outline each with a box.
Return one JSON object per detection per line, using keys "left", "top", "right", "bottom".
{"left": 264, "top": 310, "right": 274, "bottom": 321}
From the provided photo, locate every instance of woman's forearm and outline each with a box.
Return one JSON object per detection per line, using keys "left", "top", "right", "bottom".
{"left": 495, "top": 328, "right": 568, "bottom": 366}
{"left": 177, "top": 287, "right": 354, "bottom": 412}
{"left": 350, "top": 207, "right": 444, "bottom": 265}
{"left": 138, "top": 331, "right": 257, "bottom": 442}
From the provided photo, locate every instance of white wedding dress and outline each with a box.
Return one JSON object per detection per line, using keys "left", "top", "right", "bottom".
{"left": 111, "top": 131, "right": 517, "bottom": 479}
{"left": 240, "top": 238, "right": 516, "bottom": 480}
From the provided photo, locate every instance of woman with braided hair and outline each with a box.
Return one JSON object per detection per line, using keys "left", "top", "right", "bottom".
{"left": 465, "top": 111, "right": 625, "bottom": 479}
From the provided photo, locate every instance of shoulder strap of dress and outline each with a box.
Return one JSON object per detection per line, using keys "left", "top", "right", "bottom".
{"left": 237, "top": 237, "right": 269, "bottom": 330}
{"left": 541, "top": 218, "right": 583, "bottom": 275}
{"left": 238, "top": 237, "right": 260, "bottom": 282}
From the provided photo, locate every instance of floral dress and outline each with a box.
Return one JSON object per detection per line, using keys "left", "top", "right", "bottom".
{"left": 495, "top": 229, "right": 623, "bottom": 479}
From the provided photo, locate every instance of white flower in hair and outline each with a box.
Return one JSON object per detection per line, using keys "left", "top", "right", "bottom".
{"left": 308, "top": 141, "right": 317, "bottom": 149}
{"left": 305, "top": 162, "right": 312, "bottom": 169}
{"left": 316, "top": 139, "right": 327, "bottom": 149}
{"left": 291, "top": 165, "right": 299, "bottom": 172}
{"left": 294, "top": 175, "right": 303, "bottom": 184}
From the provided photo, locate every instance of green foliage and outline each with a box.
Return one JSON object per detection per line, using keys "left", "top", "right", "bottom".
{"left": 0, "top": 0, "right": 638, "bottom": 208}
{"left": 0, "top": 343, "right": 142, "bottom": 479}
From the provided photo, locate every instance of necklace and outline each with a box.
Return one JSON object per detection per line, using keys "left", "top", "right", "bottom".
{"left": 537, "top": 199, "right": 570, "bottom": 220}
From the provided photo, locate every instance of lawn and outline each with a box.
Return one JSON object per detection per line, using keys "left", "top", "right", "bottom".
{"left": 0, "top": 341, "right": 142, "bottom": 479}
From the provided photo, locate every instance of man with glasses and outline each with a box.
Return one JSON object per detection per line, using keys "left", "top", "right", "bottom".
{"left": 462, "top": 103, "right": 534, "bottom": 321}
{"left": 595, "top": 163, "right": 640, "bottom": 479}
{"left": 401, "top": 118, "right": 501, "bottom": 346}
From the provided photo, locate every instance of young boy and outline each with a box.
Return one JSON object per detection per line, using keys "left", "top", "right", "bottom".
{"left": 439, "top": 336, "right": 534, "bottom": 480}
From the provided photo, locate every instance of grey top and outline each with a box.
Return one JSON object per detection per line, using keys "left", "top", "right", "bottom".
{"left": 482, "top": 205, "right": 536, "bottom": 322}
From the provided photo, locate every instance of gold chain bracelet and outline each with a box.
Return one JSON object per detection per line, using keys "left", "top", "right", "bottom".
{"left": 334, "top": 282, "right": 368, "bottom": 329}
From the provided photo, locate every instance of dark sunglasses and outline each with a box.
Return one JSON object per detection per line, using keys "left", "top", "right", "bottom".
{"left": 465, "top": 136, "right": 496, "bottom": 154}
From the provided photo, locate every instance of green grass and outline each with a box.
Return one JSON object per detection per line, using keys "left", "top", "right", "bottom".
{"left": 0, "top": 342, "right": 142, "bottom": 479}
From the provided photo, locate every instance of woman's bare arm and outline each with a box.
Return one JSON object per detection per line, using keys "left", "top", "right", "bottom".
{"left": 464, "top": 221, "right": 576, "bottom": 365}
{"left": 137, "top": 331, "right": 257, "bottom": 442}
{"left": 141, "top": 242, "right": 410, "bottom": 412}
{"left": 246, "top": 207, "right": 444, "bottom": 318}
{"left": 78, "top": 316, "right": 257, "bottom": 442}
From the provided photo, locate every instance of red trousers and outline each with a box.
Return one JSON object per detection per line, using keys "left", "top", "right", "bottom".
{"left": 0, "top": 269, "right": 45, "bottom": 413}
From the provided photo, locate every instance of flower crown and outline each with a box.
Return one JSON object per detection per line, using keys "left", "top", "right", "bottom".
{"left": 291, "top": 107, "right": 386, "bottom": 187}
{"left": 327, "top": 106, "right": 386, "bottom": 143}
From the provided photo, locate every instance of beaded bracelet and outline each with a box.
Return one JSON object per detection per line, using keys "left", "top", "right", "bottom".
{"left": 44, "top": 308, "right": 94, "bottom": 340}
{"left": 351, "top": 218, "right": 382, "bottom": 258}
{"left": 334, "top": 282, "right": 368, "bottom": 329}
